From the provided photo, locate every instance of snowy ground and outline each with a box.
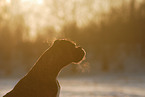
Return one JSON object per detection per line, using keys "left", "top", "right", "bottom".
{"left": 0, "top": 74, "right": 145, "bottom": 97}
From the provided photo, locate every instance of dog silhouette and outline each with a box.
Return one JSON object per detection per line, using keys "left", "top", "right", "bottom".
{"left": 4, "top": 39, "right": 86, "bottom": 97}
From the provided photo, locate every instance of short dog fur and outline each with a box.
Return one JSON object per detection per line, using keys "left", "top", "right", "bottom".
{"left": 4, "top": 39, "right": 86, "bottom": 97}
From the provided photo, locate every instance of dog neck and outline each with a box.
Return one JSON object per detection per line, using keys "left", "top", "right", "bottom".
{"left": 26, "top": 50, "right": 71, "bottom": 82}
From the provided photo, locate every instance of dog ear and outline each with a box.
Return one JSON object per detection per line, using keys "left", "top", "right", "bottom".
{"left": 53, "top": 40, "right": 63, "bottom": 47}
{"left": 53, "top": 40, "right": 60, "bottom": 45}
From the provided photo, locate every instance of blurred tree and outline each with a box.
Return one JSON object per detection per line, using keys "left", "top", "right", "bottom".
{"left": 130, "top": 0, "right": 136, "bottom": 21}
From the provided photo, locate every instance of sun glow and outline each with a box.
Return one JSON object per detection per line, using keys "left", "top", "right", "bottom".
{"left": 6, "top": 0, "right": 11, "bottom": 3}
{"left": 21, "top": 0, "right": 43, "bottom": 4}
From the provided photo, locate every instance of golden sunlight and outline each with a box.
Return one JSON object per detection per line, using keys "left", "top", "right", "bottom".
{"left": 6, "top": 0, "right": 11, "bottom": 3}
{"left": 1, "top": 0, "right": 145, "bottom": 96}
{"left": 3, "top": 0, "right": 144, "bottom": 41}
{"left": 5, "top": 0, "right": 116, "bottom": 41}
{"left": 21, "top": 0, "right": 44, "bottom": 4}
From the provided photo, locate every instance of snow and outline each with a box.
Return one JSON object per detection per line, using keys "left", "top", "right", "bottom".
{"left": 1, "top": 74, "right": 145, "bottom": 97}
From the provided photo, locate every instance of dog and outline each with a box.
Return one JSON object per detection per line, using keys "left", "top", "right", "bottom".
{"left": 4, "top": 39, "right": 86, "bottom": 97}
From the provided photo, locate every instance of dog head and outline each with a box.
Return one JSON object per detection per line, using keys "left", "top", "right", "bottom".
{"left": 52, "top": 39, "right": 86, "bottom": 65}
